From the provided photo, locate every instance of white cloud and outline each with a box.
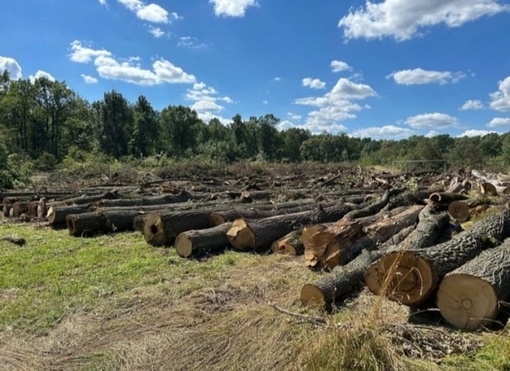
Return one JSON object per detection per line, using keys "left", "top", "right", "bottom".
{"left": 278, "top": 120, "right": 297, "bottom": 131}
{"left": 461, "top": 99, "right": 484, "bottom": 110}
{"left": 274, "top": 77, "right": 282, "bottom": 82}
{"left": 405, "top": 112, "right": 459, "bottom": 128}
{"left": 351, "top": 125, "right": 414, "bottom": 140}
{"left": 295, "top": 78, "right": 377, "bottom": 133}
{"left": 29, "top": 70, "right": 55, "bottom": 83}
{"left": 81, "top": 74, "right": 99, "bottom": 84}
{"left": 487, "top": 117, "right": 510, "bottom": 127}
{"left": 70, "top": 41, "right": 195, "bottom": 86}
{"left": 330, "top": 60, "right": 351, "bottom": 73}
{"left": 425, "top": 130, "right": 441, "bottom": 138}
{"left": 99, "top": 0, "right": 107, "bottom": 5}
{"left": 117, "top": 0, "right": 178, "bottom": 23}
{"left": 490, "top": 76, "right": 510, "bottom": 111}
{"left": 185, "top": 82, "right": 233, "bottom": 123}
{"left": 0, "top": 56, "right": 22, "bottom": 80}
{"left": 210, "top": 0, "right": 258, "bottom": 17}
{"left": 458, "top": 129, "right": 497, "bottom": 137}
{"left": 148, "top": 26, "right": 165, "bottom": 38}
{"left": 339, "top": 0, "right": 510, "bottom": 41}
{"left": 302, "top": 77, "right": 326, "bottom": 89}
{"left": 178, "top": 36, "right": 207, "bottom": 49}
{"left": 387, "top": 68, "right": 465, "bottom": 85}
{"left": 287, "top": 112, "right": 302, "bottom": 120}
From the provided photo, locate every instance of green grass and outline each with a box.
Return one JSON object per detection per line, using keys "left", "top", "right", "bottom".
{"left": 0, "top": 222, "right": 246, "bottom": 334}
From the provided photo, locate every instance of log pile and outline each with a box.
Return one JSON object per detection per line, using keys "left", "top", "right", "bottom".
{"left": 4, "top": 167, "right": 510, "bottom": 331}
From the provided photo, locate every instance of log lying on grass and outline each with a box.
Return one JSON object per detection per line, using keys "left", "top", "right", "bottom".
{"left": 175, "top": 222, "right": 233, "bottom": 258}
{"left": 226, "top": 204, "right": 352, "bottom": 251}
{"left": 66, "top": 210, "right": 142, "bottom": 237}
{"left": 94, "top": 192, "right": 200, "bottom": 208}
{"left": 271, "top": 230, "right": 304, "bottom": 255}
{"left": 436, "top": 239, "right": 510, "bottom": 330}
{"left": 301, "top": 204, "right": 450, "bottom": 308}
{"left": 47, "top": 204, "right": 92, "bottom": 228}
{"left": 365, "top": 208, "right": 510, "bottom": 306}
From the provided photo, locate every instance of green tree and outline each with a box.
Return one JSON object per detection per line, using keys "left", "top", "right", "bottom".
{"left": 130, "top": 95, "right": 160, "bottom": 157}
{"left": 99, "top": 90, "right": 133, "bottom": 159}
{"left": 160, "top": 105, "right": 202, "bottom": 157}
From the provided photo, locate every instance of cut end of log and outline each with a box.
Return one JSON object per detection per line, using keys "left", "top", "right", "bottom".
{"left": 300, "top": 284, "right": 326, "bottom": 307}
{"left": 365, "top": 251, "right": 435, "bottom": 306}
{"left": 175, "top": 233, "right": 193, "bottom": 258}
{"left": 448, "top": 201, "right": 470, "bottom": 223}
{"left": 143, "top": 214, "right": 167, "bottom": 246}
{"left": 437, "top": 274, "right": 498, "bottom": 331}
{"left": 209, "top": 212, "right": 225, "bottom": 227}
{"left": 226, "top": 219, "right": 255, "bottom": 250}
{"left": 66, "top": 216, "right": 77, "bottom": 236}
{"left": 47, "top": 206, "right": 56, "bottom": 224}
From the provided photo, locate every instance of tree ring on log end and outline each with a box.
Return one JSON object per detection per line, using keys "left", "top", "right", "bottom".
{"left": 175, "top": 234, "right": 192, "bottom": 258}
{"left": 143, "top": 215, "right": 167, "bottom": 246}
{"left": 300, "top": 284, "right": 326, "bottom": 306}
{"left": 365, "top": 251, "right": 434, "bottom": 306}
{"left": 437, "top": 274, "right": 498, "bottom": 331}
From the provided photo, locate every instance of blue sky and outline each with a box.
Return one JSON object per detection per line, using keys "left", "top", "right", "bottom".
{"left": 1, "top": 0, "right": 510, "bottom": 139}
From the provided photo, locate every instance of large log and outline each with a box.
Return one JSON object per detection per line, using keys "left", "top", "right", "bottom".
{"left": 94, "top": 192, "right": 201, "bottom": 208}
{"left": 365, "top": 208, "right": 510, "bottom": 306}
{"left": 64, "top": 191, "right": 120, "bottom": 205}
{"left": 174, "top": 222, "right": 233, "bottom": 258}
{"left": 436, "top": 239, "right": 510, "bottom": 330}
{"left": 364, "top": 205, "right": 423, "bottom": 245}
{"left": 343, "top": 188, "right": 405, "bottom": 219}
{"left": 226, "top": 204, "right": 352, "bottom": 251}
{"left": 47, "top": 204, "right": 92, "bottom": 228}
{"left": 143, "top": 210, "right": 214, "bottom": 247}
{"left": 301, "top": 205, "right": 450, "bottom": 308}
{"left": 271, "top": 230, "right": 304, "bottom": 255}
{"left": 66, "top": 210, "right": 142, "bottom": 237}
{"left": 428, "top": 192, "right": 469, "bottom": 205}
{"left": 11, "top": 201, "right": 33, "bottom": 217}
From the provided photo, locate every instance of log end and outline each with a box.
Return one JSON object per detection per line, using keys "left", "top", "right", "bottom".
{"left": 209, "top": 213, "right": 225, "bottom": 227}
{"left": 437, "top": 274, "right": 498, "bottom": 330}
{"left": 47, "top": 206, "right": 56, "bottom": 224}
{"left": 175, "top": 233, "right": 193, "bottom": 258}
{"left": 143, "top": 214, "right": 167, "bottom": 246}
{"left": 448, "top": 201, "right": 470, "bottom": 223}
{"left": 226, "top": 219, "right": 255, "bottom": 250}
{"left": 300, "top": 284, "right": 326, "bottom": 307}
{"left": 365, "top": 251, "right": 435, "bottom": 306}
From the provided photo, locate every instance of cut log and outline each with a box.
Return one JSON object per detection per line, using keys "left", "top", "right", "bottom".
{"left": 365, "top": 208, "right": 510, "bottom": 306}
{"left": 428, "top": 192, "right": 469, "bottom": 205}
{"left": 364, "top": 205, "right": 423, "bottom": 245}
{"left": 37, "top": 197, "right": 47, "bottom": 218}
{"left": 47, "top": 204, "right": 92, "bottom": 228}
{"left": 448, "top": 201, "right": 470, "bottom": 223}
{"left": 226, "top": 204, "right": 352, "bottom": 251}
{"left": 386, "top": 189, "right": 436, "bottom": 210}
{"left": 133, "top": 214, "right": 150, "bottom": 232}
{"left": 11, "top": 201, "right": 33, "bottom": 217}
{"left": 398, "top": 205, "right": 450, "bottom": 251}
{"left": 143, "top": 210, "right": 214, "bottom": 247}
{"left": 437, "top": 239, "right": 510, "bottom": 330}
{"left": 344, "top": 188, "right": 405, "bottom": 219}
{"left": 271, "top": 229, "right": 305, "bottom": 255}
{"left": 94, "top": 192, "right": 199, "bottom": 208}
{"left": 64, "top": 191, "right": 120, "bottom": 205}
{"left": 66, "top": 210, "right": 142, "bottom": 237}
{"left": 175, "top": 222, "right": 233, "bottom": 258}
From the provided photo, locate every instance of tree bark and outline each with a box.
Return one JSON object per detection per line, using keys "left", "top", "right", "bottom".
{"left": 364, "top": 205, "right": 423, "bottom": 245}
{"left": 66, "top": 210, "right": 142, "bottom": 237}
{"left": 344, "top": 188, "right": 405, "bottom": 219}
{"left": 226, "top": 204, "right": 352, "bottom": 251}
{"left": 271, "top": 230, "right": 304, "bottom": 255}
{"left": 428, "top": 192, "right": 469, "bottom": 205}
{"left": 175, "top": 222, "right": 233, "bottom": 258}
{"left": 93, "top": 192, "right": 201, "bottom": 208}
{"left": 47, "top": 204, "right": 92, "bottom": 228}
{"left": 64, "top": 191, "right": 120, "bottom": 205}
{"left": 365, "top": 208, "right": 510, "bottom": 306}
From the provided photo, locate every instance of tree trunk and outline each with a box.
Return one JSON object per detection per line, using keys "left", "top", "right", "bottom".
{"left": 428, "top": 192, "right": 469, "bottom": 205}
{"left": 343, "top": 188, "right": 405, "bottom": 219}
{"left": 143, "top": 210, "right": 214, "bottom": 247}
{"left": 64, "top": 191, "right": 120, "bottom": 205}
{"left": 365, "top": 208, "right": 510, "bottom": 306}
{"left": 436, "top": 239, "right": 510, "bottom": 330}
{"left": 271, "top": 230, "right": 304, "bottom": 255}
{"left": 175, "top": 222, "right": 233, "bottom": 258}
{"left": 226, "top": 204, "right": 352, "bottom": 251}
{"left": 66, "top": 210, "right": 142, "bottom": 237}
{"left": 364, "top": 205, "right": 423, "bottom": 245}
{"left": 47, "top": 204, "right": 92, "bottom": 228}
{"left": 94, "top": 192, "right": 203, "bottom": 208}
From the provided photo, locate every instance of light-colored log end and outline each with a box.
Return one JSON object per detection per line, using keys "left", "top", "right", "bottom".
{"left": 300, "top": 284, "right": 325, "bottom": 306}
{"left": 226, "top": 219, "right": 255, "bottom": 250}
{"left": 175, "top": 233, "right": 193, "bottom": 258}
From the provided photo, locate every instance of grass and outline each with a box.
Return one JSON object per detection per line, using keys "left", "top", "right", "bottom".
{"left": 1, "top": 220, "right": 510, "bottom": 370}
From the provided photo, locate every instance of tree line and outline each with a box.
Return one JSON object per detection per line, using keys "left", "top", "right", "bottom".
{"left": 1, "top": 71, "right": 510, "bottom": 181}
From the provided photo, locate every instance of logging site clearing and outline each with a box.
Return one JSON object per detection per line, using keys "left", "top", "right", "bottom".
{"left": 2, "top": 162, "right": 510, "bottom": 370}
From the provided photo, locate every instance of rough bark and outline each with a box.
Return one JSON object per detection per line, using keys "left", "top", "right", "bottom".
{"left": 175, "top": 222, "right": 233, "bottom": 258}
{"left": 386, "top": 189, "right": 435, "bottom": 210}
{"left": 344, "top": 188, "right": 405, "bottom": 219}
{"left": 47, "top": 204, "right": 92, "bottom": 228}
{"left": 428, "top": 192, "right": 469, "bottom": 205}
{"left": 364, "top": 205, "right": 423, "bottom": 245}
{"left": 437, "top": 239, "right": 510, "bottom": 330}
{"left": 366, "top": 208, "right": 510, "bottom": 306}
{"left": 226, "top": 204, "right": 352, "bottom": 251}
{"left": 64, "top": 191, "right": 120, "bottom": 205}
{"left": 66, "top": 210, "right": 142, "bottom": 237}
{"left": 271, "top": 230, "right": 304, "bottom": 255}
{"left": 94, "top": 192, "right": 200, "bottom": 208}
{"left": 143, "top": 210, "right": 215, "bottom": 247}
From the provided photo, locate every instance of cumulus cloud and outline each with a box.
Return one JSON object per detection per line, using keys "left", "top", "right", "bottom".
{"left": 387, "top": 68, "right": 465, "bottom": 85}
{"left": 274, "top": 77, "right": 282, "bottom": 82}
{"left": 99, "top": 0, "right": 107, "bottom": 5}
{"left": 295, "top": 78, "right": 377, "bottom": 133}
{"left": 29, "top": 70, "right": 55, "bottom": 83}
{"left": 210, "top": 0, "right": 259, "bottom": 17}
{"left": 461, "top": 99, "right": 484, "bottom": 110}
{"left": 117, "top": 0, "right": 180, "bottom": 23}
{"left": 351, "top": 125, "right": 414, "bottom": 140}
{"left": 185, "top": 82, "right": 233, "bottom": 123}
{"left": 69, "top": 41, "right": 195, "bottom": 85}
{"left": 425, "top": 130, "right": 441, "bottom": 138}
{"left": 405, "top": 112, "right": 459, "bottom": 128}
{"left": 331, "top": 60, "right": 351, "bottom": 73}
{"left": 302, "top": 77, "right": 326, "bottom": 89}
{"left": 178, "top": 36, "right": 207, "bottom": 49}
{"left": 277, "top": 120, "right": 297, "bottom": 131}
{"left": 487, "top": 117, "right": 510, "bottom": 127}
{"left": 81, "top": 74, "right": 99, "bottom": 84}
{"left": 287, "top": 112, "right": 302, "bottom": 120}
{"left": 490, "top": 76, "right": 510, "bottom": 111}
{"left": 458, "top": 129, "right": 497, "bottom": 137}
{"left": 148, "top": 26, "right": 165, "bottom": 38}
{"left": 0, "top": 56, "right": 22, "bottom": 80}
{"left": 339, "top": 0, "right": 510, "bottom": 41}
